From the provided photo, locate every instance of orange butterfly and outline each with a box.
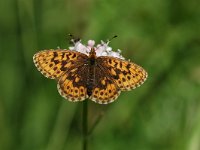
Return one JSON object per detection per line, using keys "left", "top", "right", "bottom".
{"left": 33, "top": 40, "right": 147, "bottom": 104}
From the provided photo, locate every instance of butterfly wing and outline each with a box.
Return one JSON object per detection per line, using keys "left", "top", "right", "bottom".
{"left": 33, "top": 49, "right": 88, "bottom": 79}
{"left": 97, "top": 56, "right": 148, "bottom": 91}
{"left": 57, "top": 64, "right": 89, "bottom": 101}
{"left": 89, "top": 65, "right": 121, "bottom": 104}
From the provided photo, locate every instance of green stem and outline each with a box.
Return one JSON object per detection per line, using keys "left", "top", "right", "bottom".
{"left": 82, "top": 100, "right": 88, "bottom": 150}
{"left": 88, "top": 112, "right": 104, "bottom": 136}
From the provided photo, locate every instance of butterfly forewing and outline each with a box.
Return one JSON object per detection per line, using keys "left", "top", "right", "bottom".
{"left": 97, "top": 56, "right": 148, "bottom": 91}
{"left": 33, "top": 49, "right": 88, "bottom": 79}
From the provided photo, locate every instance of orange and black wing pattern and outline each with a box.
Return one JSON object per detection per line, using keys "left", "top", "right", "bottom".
{"left": 33, "top": 49, "right": 89, "bottom": 102}
{"left": 89, "top": 65, "right": 121, "bottom": 104}
{"left": 57, "top": 65, "right": 89, "bottom": 102}
{"left": 97, "top": 56, "right": 148, "bottom": 91}
{"left": 33, "top": 49, "right": 88, "bottom": 79}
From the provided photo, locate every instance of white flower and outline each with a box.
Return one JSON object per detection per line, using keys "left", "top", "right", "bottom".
{"left": 87, "top": 40, "right": 95, "bottom": 48}
{"left": 69, "top": 39, "right": 125, "bottom": 60}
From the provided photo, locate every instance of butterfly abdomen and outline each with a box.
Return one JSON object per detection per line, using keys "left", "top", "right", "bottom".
{"left": 86, "top": 57, "right": 96, "bottom": 96}
{"left": 87, "top": 75, "right": 94, "bottom": 96}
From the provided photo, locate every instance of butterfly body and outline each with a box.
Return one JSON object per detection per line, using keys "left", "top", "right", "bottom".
{"left": 33, "top": 47, "right": 147, "bottom": 104}
{"left": 86, "top": 60, "right": 96, "bottom": 97}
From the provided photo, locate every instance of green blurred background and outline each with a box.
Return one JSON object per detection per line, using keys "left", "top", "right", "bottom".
{"left": 0, "top": 0, "right": 200, "bottom": 150}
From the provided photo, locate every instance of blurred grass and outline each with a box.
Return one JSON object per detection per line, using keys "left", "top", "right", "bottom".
{"left": 0, "top": 0, "right": 200, "bottom": 150}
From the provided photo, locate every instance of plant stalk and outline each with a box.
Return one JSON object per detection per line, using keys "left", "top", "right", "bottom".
{"left": 82, "top": 100, "right": 88, "bottom": 150}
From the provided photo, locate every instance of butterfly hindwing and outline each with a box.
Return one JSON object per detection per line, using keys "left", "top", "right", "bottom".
{"left": 57, "top": 65, "right": 89, "bottom": 101}
{"left": 97, "top": 56, "right": 148, "bottom": 91}
{"left": 33, "top": 49, "right": 88, "bottom": 79}
{"left": 89, "top": 66, "right": 121, "bottom": 104}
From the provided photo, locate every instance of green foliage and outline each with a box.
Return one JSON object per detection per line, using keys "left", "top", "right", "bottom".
{"left": 0, "top": 0, "right": 200, "bottom": 150}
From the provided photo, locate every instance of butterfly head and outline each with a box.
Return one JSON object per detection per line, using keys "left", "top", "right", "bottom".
{"left": 89, "top": 47, "right": 97, "bottom": 59}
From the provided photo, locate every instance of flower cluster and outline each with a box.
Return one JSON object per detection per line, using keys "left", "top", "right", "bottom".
{"left": 69, "top": 40, "right": 125, "bottom": 60}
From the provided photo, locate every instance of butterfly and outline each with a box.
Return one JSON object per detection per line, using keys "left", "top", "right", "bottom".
{"left": 33, "top": 43, "right": 148, "bottom": 104}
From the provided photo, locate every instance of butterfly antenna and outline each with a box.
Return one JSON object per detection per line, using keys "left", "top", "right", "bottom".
{"left": 107, "top": 35, "right": 118, "bottom": 44}
{"left": 68, "top": 34, "right": 81, "bottom": 45}
{"left": 68, "top": 33, "right": 74, "bottom": 44}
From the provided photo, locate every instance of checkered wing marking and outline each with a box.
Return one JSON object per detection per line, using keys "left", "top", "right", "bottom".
{"left": 57, "top": 65, "right": 89, "bottom": 102}
{"left": 97, "top": 56, "right": 148, "bottom": 91}
{"left": 33, "top": 49, "right": 88, "bottom": 79}
{"left": 89, "top": 66, "right": 121, "bottom": 104}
